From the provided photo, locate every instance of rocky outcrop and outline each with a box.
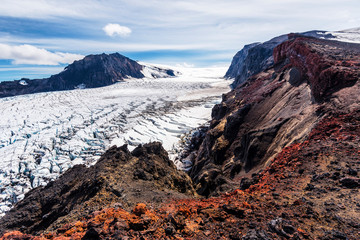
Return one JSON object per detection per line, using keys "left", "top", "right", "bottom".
{"left": 274, "top": 36, "right": 360, "bottom": 101}
{"left": 190, "top": 36, "right": 360, "bottom": 197}
{"left": 225, "top": 31, "right": 336, "bottom": 88}
{"left": 0, "top": 142, "right": 195, "bottom": 235}
{"left": 0, "top": 53, "right": 175, "bottom": 98}
{"left": 225, "top": 35, "right": 286, "bottom": 87}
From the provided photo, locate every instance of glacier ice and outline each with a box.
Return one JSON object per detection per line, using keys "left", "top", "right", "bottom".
{"left": 0, "top": 65, "right": 230, "bottom": 217}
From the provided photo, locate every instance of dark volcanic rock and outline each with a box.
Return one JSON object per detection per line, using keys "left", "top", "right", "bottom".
{"left": 225, "top": 35, "right": 286, "bottom": 87}
{"left": 0, "top": 53, "right": 145, "bottom": 98}
{"left": 0, "top": 142, "right": 195, "bottom": 235}
{"left": 242, "top": 229, "right": 272, "bottom": 240}
{"left": 340, "top": 177, "right": 360, "bottom": 188}
{"left": 48, "top": 53, "right": 144, "bottom": 89}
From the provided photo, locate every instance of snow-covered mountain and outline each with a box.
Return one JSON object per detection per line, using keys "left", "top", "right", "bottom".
{"left": 0, "top": 65, "right": 230, "bottom": 216}
{"left": 327, "top": 27, "right": 360, "bottom": 43}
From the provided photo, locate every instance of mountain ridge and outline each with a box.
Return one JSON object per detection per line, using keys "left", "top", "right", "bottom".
{"left": 0, "top": 52, "right": 175, "bottom": 99}
{"left": 225, "top": 29, "right": 360, "bottom": 88}
{"left": 189, "top": 35, "right": 360, "bottom": 198}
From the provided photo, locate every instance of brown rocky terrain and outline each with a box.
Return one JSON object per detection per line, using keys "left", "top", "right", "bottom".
{"left": 0, "top": 35, "right": 359, "bottom": 239}
{"left": 0, "top": 143, "right": 195, "bottom": 235}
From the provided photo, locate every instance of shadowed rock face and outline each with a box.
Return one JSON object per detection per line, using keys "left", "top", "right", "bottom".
{"left": 0, "top": 142, "right": 195, "bottom": 235}
{"left": 225, "top": 35, "right": 286, "bottom": 87}
{"left": 190, "top": 36, "right": 360, "bottom": 197}
{"left": 0, "top": 53, "right": 145, "bottom": 98}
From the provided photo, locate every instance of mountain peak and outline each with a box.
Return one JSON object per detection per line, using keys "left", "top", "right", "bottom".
{"left": 0, "top": 53, "right": 173, "bottom": 98}
{"left": 56, "top": 52, "right": 144, "bottom": 89}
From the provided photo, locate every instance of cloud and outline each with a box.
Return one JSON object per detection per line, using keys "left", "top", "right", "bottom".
{"left": 0, "top": 0, "right": 105, "bottom": 19}
{"left": 103, "top": 23, "right": 132, "bottom": 37}
{"left": 0, "top": 0, "right": 359, "bottom": 68}
{"left": 176, "top": 62, "right": 195, "bottom": 68}
{"left": 0, "top": 43, "right": 84, "bottom": 65}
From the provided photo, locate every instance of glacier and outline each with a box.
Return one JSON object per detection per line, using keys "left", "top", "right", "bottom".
{"left": 0, "top": 65, "right": 230, "bottom": 216}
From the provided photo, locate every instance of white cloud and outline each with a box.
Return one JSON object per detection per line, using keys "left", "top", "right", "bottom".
{"left": 0, "top": 0, "right": 105, "bottom": 19}
{"left": 103, "top": 23, "right": 132, "bottom": 37}
{"left": 0, "top": 43, "right": 84, "bottom": 65}
{"left": 0, "top": 0, "right": 359, "bottom": 67}
{"left": 176, "top": 63, "right": 195, "bottom": 68}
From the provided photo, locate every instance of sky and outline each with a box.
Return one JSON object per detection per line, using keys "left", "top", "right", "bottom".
{"left": 0, "top": 0, "right": 359, "bottom": 81}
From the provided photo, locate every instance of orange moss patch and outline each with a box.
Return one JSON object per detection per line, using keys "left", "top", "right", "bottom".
{"left": 0, "top": 231, "right": 47, "bottom": 240}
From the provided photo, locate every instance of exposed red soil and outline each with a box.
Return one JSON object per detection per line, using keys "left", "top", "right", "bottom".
{"left": 274, "top": 36, "right": 360, "bottom": 101}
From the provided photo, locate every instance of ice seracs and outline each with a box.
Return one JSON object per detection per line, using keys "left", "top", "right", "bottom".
{"left": 326, "top": 27, "right": 360, "bottom": 43}
{"left": 141, "top": 63, "right": 179, "bottom": 79}
{"left": 0, "top": 65, "right": 230, "bottom": 217}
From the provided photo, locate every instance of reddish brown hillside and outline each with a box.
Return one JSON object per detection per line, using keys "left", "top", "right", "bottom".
{"left": 190, "top": 36, "right": 360, "bottom": 197}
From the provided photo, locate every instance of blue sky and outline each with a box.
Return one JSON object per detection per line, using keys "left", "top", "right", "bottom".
{"left": 0, "top": 0, "right": 359, "bottom": 81}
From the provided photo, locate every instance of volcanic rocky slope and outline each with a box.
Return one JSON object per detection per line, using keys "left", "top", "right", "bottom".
{"left": 190, "top": 36, "right": 360, "bottom": 197}
{"left": 0, "top": 53, "right": 174, "bottom": 98}
{"left": 0, "top": 142, "right": 195, "bottom": 235}
{"left": 225, "top": 31, "right": 335, "bottom": 88}
{"left": 1, "top": 35, "right": 360, "bottom": 239}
